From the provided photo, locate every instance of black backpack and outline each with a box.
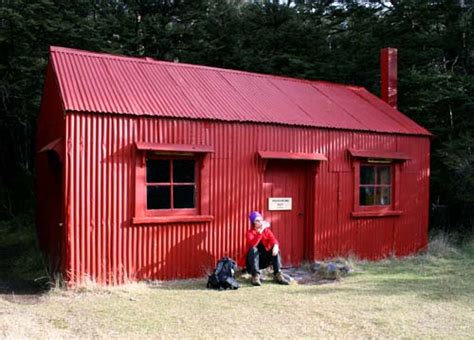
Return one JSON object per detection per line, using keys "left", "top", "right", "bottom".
{"left": 207, "top": 257, "right": 240, "bottom": 290}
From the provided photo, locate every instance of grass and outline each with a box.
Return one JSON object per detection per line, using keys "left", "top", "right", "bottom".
{"left": 0, "top": 219, "right": 473, "bottom": 337}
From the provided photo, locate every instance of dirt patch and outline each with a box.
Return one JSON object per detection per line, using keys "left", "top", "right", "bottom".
{"left": 0, "top": 293, "right": 44, "bottom": 305}
{"left": 283, "top": 267, "right": 337, "bottom": 285}
{"left": 0, "top": 280, "right": 47, "bottom": 305}
{"left": 238, "top": 260, "right": 353, "bottom": 285}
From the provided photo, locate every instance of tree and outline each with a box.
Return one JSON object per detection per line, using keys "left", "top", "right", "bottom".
{"left": 0, "top": 0, "right": 472, "bottom": 234}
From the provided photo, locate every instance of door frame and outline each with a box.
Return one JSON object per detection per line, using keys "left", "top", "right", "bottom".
{"left": 261, "top": 159, "right": 318, "bottom": 266}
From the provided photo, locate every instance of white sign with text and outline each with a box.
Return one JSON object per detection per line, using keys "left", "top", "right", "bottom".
{"left": 268, "top": 197, "right": 292, "bottom": 211}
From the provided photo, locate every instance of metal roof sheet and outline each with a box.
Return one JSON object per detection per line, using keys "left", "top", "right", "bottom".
{"left": 348, "top": 148, "right": 411, "bottom": 160}
{"left": 135, "top": 142, "right": 214, "bottom": 153}
{"left": 49, "top": 46, "right": 431, "bottom": 136}
{"left": 258, "top": 151, "right": 328, "bottom": 161}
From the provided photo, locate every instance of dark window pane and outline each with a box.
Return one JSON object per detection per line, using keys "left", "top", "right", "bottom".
{"left": 173, "top": 160, "right": 195, "bottom": 183}
{"left": 360, "top": 166, "right": 375, "bottom": 185}
{"left": 147, "top": 159, "right": 170, "bottom": 183}
{"left": 378, "top": 187, "right": 391, "bottom": 205}
{"left": 377, "top": 166, "right": 391, "bottom": 185}
{"left": 360, "top": 187, "right": 375, "bottom": 206}
{"left": 147, "top": 186, "right": 171, "bottom": 209}
{"left": 173, "top": 185, "right": 195, "bottom": 208}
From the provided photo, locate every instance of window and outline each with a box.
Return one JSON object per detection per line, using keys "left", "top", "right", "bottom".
{"left": 359, "top": 165, "right": 392, "bottom": 206}
{"left": 348, "top": 148, "right": 407, "bottom": 218}
{"left": 146, "top": 158, "right": 196, "bottom": 210}
{"left": 133, "top": 142, "right": 214, "bottom": 224}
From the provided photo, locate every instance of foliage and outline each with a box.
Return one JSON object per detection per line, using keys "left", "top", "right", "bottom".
{"left": 0, "top": 0, "right": 472, "bottom": 232}
{"left": 0, "top": 212, "right": 46, "bottom": 289}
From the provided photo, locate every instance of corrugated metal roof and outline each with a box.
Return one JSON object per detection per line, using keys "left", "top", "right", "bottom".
{"left": 49, "top": 46, "right": 430, "bottom": 136}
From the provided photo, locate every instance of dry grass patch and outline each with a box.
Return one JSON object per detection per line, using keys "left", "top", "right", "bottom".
{"left": 1, "top": 238, "right": 473, "bottom": 338}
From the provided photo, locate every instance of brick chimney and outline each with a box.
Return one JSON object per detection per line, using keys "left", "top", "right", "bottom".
{"left": 380, "top": 48, "right": 398, "bottom": 109}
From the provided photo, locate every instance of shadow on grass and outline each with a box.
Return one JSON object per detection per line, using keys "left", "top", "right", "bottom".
{"left": 147, "top": 270, "right": 280, "bottom": 291}
{"left": 291, "top": 251, "right": 474, "bottom": 302}
{"left": 0, "top": 213, "right": 50, "bottom": 298}
{"left": 150, "top": 279, "right": 210, "bottom": 291}
{"left": 149, "top": 277, "right": 261, "bottom": 291}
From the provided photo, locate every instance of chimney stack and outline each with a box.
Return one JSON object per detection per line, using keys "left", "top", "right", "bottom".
{"left": 380, "top": 47, "right": 398, "bottom": 109}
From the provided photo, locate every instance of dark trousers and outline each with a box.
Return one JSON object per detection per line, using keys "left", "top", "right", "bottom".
{"left": 246, "top": 241, "right": 282, "bottom": 275}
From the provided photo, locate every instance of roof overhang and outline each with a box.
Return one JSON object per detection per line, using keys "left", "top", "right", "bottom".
{"left": 348, "top": 148, "right": 410, "bottom": 161}
{"left": 38, "top": 138, "right": 62, "bottom": 153}
{"left": 135, "top": 142, "right": 214, "bottom": 154}
{"left": 258, "top": 151, "right": 327, "bottom": 161}
{"left": 37, "top": 138, "right": 64, "bottom": 163}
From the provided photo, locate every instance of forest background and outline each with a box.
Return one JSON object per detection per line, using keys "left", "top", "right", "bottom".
{"left": 0, "top": 0, "right": 473, "bottom": 238}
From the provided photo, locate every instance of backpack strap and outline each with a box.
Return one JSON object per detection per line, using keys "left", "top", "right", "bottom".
{"left": 215, "top": 259, "right": 225, "bottom": 276}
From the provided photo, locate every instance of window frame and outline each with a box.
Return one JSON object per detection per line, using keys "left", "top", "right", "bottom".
{"left": 358, "top": 163, "right": 393, "bottom": 209}
{"left": 351, "top": 157, "right": 403, "bottom": 218}
{"left": 132, "top": 143, "right": 214, "bottom": 224}
{"left": 145, "top": 155, "right": 199, "bottom": 216}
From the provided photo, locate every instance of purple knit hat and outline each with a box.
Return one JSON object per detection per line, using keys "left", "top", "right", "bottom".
{"left": 249, "top": 211, "right": 263, "bottom": 224}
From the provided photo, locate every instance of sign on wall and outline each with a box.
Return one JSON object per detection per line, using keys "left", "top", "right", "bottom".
{"left": 268, "top": 197, "right": 292, "bottom": 211}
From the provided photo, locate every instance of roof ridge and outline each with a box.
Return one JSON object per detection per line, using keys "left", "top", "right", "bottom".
{"left": 49, "top": 45, "right": 361, "bottom": 89}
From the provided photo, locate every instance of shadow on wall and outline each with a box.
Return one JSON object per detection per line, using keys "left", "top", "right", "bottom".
{"left": 135, "top": 230, "right": 215, "bottom": 280}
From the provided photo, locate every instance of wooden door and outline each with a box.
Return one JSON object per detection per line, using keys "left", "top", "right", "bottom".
{"left": 264, "top": 160, "right": 308, "bottom": 267}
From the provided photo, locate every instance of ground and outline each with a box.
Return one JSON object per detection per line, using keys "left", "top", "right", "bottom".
{"left": 0, "top": 235, "right": 473, "bottom": 338}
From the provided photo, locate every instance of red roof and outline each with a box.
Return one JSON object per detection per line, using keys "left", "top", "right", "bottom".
{"left": 49, "top": 46, "right": 430, "bottom": 136}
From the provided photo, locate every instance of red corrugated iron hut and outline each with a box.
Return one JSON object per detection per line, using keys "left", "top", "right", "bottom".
{"left": 36, "top": 46, "right": 431, "bottom": 284}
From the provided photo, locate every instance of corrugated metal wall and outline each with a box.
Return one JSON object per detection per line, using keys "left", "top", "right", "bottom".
{"left": 63, "top": 113, "right": 430, "bottom": 284}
